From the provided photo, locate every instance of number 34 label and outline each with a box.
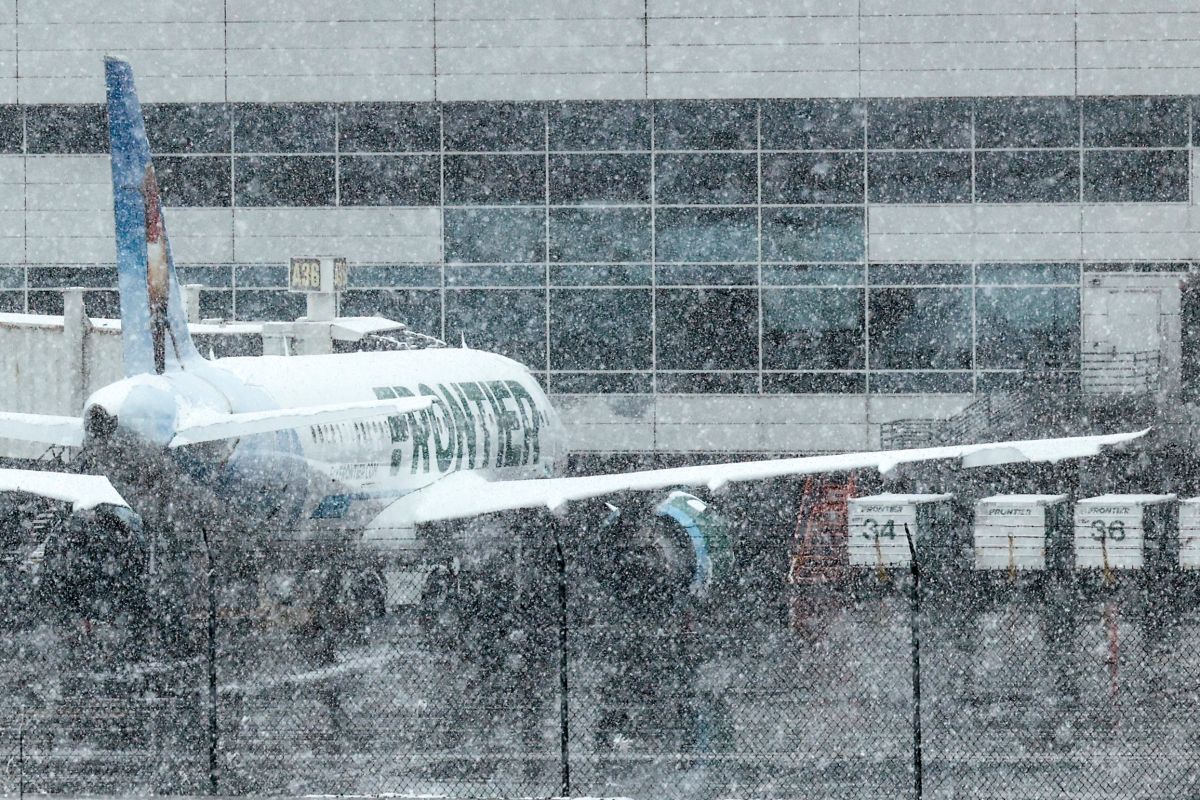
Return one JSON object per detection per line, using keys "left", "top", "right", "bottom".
{"left": 860, "top": 518, "right": 897, "bottom": 540}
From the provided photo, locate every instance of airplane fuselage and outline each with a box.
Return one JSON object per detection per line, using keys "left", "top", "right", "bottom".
{"left": 82, "top": 346, "right": 566, "bottom": 540}
{"left": 216, "top": 347, "right": 566, "bottom": 493}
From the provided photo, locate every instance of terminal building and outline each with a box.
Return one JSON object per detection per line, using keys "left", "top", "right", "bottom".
{"left": 0, "top": 0, "right": 1197, "bottom": 458}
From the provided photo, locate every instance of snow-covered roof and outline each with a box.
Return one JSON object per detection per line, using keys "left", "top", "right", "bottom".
{"left": 0, "top": 312, "right": 67, "bottom": 329}
{"left": 329, "top": 316, "right": 406, "bottom": 340}
{"left": 977, "top": 494, "right": 1069, "bottom": 505}
{"left": 0, "top": 468, "right": 129, "bottom": 510}
{"left": 0, "top": 313, "right": 261, "bottom": 336}
{"left": 851, "top": 493, "right": 954, "bottom": 504}
{"left": 1076, "top": 493, "right": 1177, "bottom": 506}
{"left": 92, "top": 317, "right": 262, "bottom": 335}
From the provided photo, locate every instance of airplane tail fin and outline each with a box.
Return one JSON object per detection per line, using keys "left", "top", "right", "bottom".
{"left": 104, "top": 55, "right": 200, "bottom": 377}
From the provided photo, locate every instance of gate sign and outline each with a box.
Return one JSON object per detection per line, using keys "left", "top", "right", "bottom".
{"left": 974, "top": 494, "right": 1068, "bottom": 571}
{"left": 1073, "top": 494, "right": 1176, "bottom": 570}
{"left": 848, "top": 493, "right": 951, "bottom": 568}
{"left": 1179, "top": 498, "right": 1200, "bottom": 569}
{"left": 289, "top": 256, "right": 348, "bottom": 293}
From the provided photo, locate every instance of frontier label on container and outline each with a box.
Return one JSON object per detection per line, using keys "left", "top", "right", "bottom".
{"left": 848, "top": 493, "right": 951, "bottom": 568}
{"left": 974, "top": 494, "right": 1067, "bottom": 571}
{"left": 1073, "top": 494, "right": 1176, "bottom": 571}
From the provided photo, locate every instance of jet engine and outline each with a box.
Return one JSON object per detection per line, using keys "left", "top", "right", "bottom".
{"left": 416, "top": 489, "right": 736, "bottom": 653}
{"left": 589, "top": 491, "right": 735, "bottom": 617}
{"left": 0, "top": 489, "right": 147, "bottom": 632}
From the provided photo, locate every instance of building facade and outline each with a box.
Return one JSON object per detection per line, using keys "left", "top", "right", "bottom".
{"left": 0, "top": 0, "right": 1196, "bottom": 454}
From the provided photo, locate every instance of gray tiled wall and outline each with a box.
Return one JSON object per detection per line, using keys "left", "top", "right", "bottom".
{"left": 2, "top": 0, "right": 1199, "bottom": 453}
{"left": 2, "top": 0, "right": 1200, "bottom": 102}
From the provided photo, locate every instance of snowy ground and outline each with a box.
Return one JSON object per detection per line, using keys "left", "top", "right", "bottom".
{"left": 1, "top": 574, "right": 1199, "bottom": 799}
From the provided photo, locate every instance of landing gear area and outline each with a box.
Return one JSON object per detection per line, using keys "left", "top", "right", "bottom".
{"left": 413, "top": 491, "right": 739, "bottom": 757}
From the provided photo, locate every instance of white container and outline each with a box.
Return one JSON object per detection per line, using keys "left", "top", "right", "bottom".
{"left": 974, "top": 494, "right": 1069, "bottom": 571}
{"left": 1178, "top": 498, "right": 1200, "bottom": 569}
{"left": 848, "top": 493, "right": 953, "bottom": 568}
{"left": 1074, "top": 494, "right": 1177, "bottom": 571}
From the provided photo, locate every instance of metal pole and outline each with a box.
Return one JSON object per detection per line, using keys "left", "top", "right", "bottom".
{"left": 553, "top": 526, "right": 570, "bottom": 797}
{"left": 203, "top": 529, "right": 219, "bottom": 795}
{"left": 905, "top": 523, "right": 923, "bottom": 800}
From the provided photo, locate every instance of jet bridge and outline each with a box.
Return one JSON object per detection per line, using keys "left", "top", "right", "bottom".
{"left": 0, "top": 287, "right": 430, "bottom": 461}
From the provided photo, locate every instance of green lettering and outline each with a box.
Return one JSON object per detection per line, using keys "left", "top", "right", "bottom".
{"left": 505, "top": 380, "right": 541, "bottom": 465}
{"left": 460, "top": 382, "right": 491, "bottom": 469}
{"left": 488, "top": 380, "right": 521, "bottom": 468}
{"left": 446, "top": 383, "right": 478, "bottom": 469}
{"left": 395, "top": 385, "right": 430, "bottom": 474}
{"left": 420, "top": 383, "right": 454, "bottom": 472}
{"left": 480, "top": 381, "right": 509, "bottom": 468}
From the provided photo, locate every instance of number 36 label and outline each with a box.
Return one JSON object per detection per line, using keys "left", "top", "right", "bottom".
{"left": 1088, "top": 519, "right": 1126, "bottom": 541}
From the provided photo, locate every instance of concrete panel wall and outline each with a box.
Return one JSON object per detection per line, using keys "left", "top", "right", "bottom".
{"left": 6, "top": 0, "right": 1200, "bottom": 101}
{"left": 556, "top": 393, "right": 977, "bottom": 453}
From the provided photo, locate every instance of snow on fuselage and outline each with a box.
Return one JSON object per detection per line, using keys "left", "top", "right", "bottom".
{"left": 214, "top": 347, "right": 566, "bottom": 495}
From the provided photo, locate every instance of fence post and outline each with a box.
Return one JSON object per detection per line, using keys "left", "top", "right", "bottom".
{"left": 202, "top": 527, "right": 219, "bottom": 795}
{"left": 553, "top": 524, "right": 570, "bottom": 797}
{"left": 905, "top": 524, "right": 923, "bottom": 800}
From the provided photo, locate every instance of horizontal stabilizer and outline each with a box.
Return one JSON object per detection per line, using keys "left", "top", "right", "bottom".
{"left": 0, "top": 468, "right": 128, "bottom": 510}
{"left": 170, "top": 396, "right": 437, "bottom": 447}
{"left": 368, "top": 429, "right": 1149, "bottom": 528}
{"left": 0, "top": 412, "right": 84, "bottom": 448}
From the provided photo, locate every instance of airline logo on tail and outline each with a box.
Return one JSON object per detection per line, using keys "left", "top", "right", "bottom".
{"left": 105, "top": 55, "right": 199, "bottom": 377}
{"left": 142, "top": 165, "right": 173, "bottom": 373}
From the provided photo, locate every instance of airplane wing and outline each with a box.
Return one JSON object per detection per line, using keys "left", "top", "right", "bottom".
{"left": 386, "top": 429, "right": 1147, "bottom": 526}
{"left": 0, "top": 396, "right": 435, "bottom": 449}
{"left": 0, "top": 411, "right": 84, "bottom": 447}
{"left": 169, "top": 395, "right": 437, "bottom": 447}
{"left": 0, "top": 468, "right": 129, "bottom": 510}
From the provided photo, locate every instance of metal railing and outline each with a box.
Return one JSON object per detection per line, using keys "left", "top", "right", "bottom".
{"left": 1, "top": 510, "right": 1199, "bottom": 799}
{"left": 881, "top": 392, "right": 1020, "bottom": 450}
{"left": 1081, "top": 350, "right": 1162, "bottom": 397}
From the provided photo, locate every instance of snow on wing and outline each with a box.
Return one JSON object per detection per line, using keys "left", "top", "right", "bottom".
{"left": 395, "top": 429, "right": 1148, "bottom": 525}
{"left": 168, "top": 395, "right": 438, "bottom": 447}
{"left": 0, "top": 411, "right": 84, "bottom": 447}
{"left": 0, "top": 468, "right": 129, "bottom": 510}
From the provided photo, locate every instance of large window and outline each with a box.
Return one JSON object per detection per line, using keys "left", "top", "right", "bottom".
{"left": 444, "top": 208, "right": 544, "bottom": 263}
{"left": 233, "top": 156, "right": 335, "bottom": 206}
{"left": 549, "top": 289, "right": 652, "bottom": 371}
{"left": 976, "top": 287, "right": 1079, "bottom": 370}
{"left": 869, "top": 287, "right": 972, "bottom": 370}
{"left": 13, "top": 94, "right": 1181, "bottom": 398}
{"left": 655, "top": 289, "right": 758, "bottom": 371}
{"left": 656, "top": 208, "right": 757, "bottom": 263}
{"left": 762, "top": 288, "right": 864, "bottom": 370}
{"left": 444, "top": 289, "right": 546, "bottom": 368}
{"left": 549, "top": 208, "right": 650, "bottom": 263}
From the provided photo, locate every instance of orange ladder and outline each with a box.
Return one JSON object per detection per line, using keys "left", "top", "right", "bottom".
{"left": 788, "top": 473, "right": 856, "bottom": 632}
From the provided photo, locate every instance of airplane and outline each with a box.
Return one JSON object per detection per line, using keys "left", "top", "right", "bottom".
{"left": 0, "top": 57, "right": 1147, "bottom": 624}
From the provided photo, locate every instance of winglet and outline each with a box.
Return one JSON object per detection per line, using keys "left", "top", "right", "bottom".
{"left": 105, "top": 56, "right": 200, "bottom": 377}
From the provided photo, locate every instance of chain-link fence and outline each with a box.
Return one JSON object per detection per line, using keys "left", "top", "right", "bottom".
{"left": 3, "top": 490, "right": 1200, "bottom": 798}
